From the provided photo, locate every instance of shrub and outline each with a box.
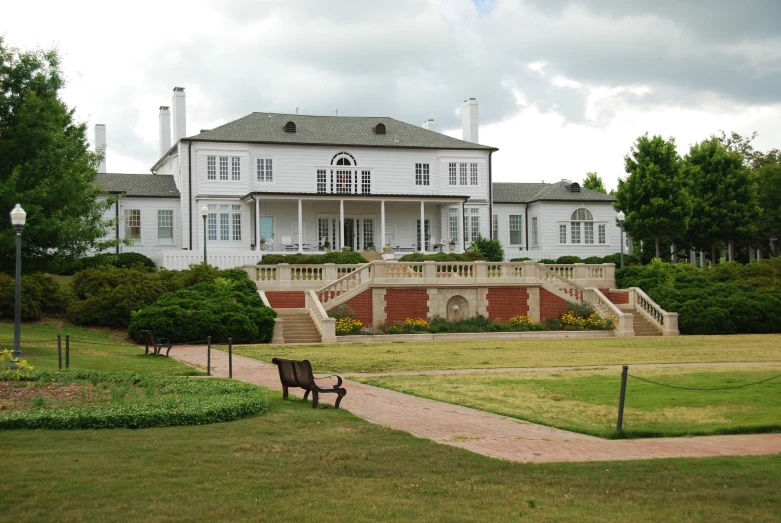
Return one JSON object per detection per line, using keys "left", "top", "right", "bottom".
{"left": 402, "top": 318, "right": 429, "bottom": 332}
{"left": 566, "top": 302, "right": 597, "bottom": 319}
{"left": 0, "top": 273, "right": 70, "bottom": 321}
{"left": 0, "top": 370, "right": 268, "bottom": 430}
{"left": 538, "top": 258, "right": 557, "bottom": 264}
{"left": 328, "top": 304, "right": 355, "bottom": 320}
{"left": 128, "top": 277, "right": 276, "bottom": 344}
{"left": 509, "top": 315, "right": 534, "bottom": 329}
{"left": 468, "top": 235, "right": 505, "bottom": 262}
{"left": 509, "top": 257, "right": 532, "bottom": 262}
{"left": 398, "top": 252, "right": 485, "bottom": 262}
{"left": 602, "top": 253, "right": 641, "bottom": 266}
{"left": 555, "top": 255, "right": 583, "bottom": 264}
{"left": 583, "top": 256, "right": 605, "bottom": 264}
{"left": 258, "top": 252, "right": 368, "bottom": 265}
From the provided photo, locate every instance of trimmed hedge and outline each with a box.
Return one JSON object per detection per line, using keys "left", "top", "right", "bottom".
{"left": 128, "top": 277, "right": 276, "bottom": 344}
{"left": 258, "top": 252, "right": 368, "bottom": 265}
{"left": 0, "top": 370, "right": 269, "bottom": 430}
{"left": 0, "top": 273, "right": 70, "bottom": 320}
{"left": 48, "top": 252, "right": 157, "bottom": 275}
{"left": 617, "top": 258, "right": 781, "bottom": 335}
{"left": 398, "top": 252, "right": 485, "bottom": 262}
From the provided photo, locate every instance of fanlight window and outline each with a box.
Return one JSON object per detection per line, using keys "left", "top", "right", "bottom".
{"left": 571, "top": 208, "right": 593, "bottom": 221}
{"left": 336, "top": 157, "right": 351, "bottom": 166}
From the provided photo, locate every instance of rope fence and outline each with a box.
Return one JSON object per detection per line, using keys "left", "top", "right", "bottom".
{"left": 616, "top": 365, "right": 781, "bottom": 432}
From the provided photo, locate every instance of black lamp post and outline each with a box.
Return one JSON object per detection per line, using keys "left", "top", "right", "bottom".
{"left": 10, "top": 204, "right": 26, "bottom": 368}
{"left": 201, "top": 206, "right": 209, "bottom": 264}
{"left": 617, "top": 210, "right": 626, "bottom": 268}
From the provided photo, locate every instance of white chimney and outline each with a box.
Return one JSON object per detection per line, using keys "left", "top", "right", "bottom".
{"left": 422, "top": 119, "right": 437, "bottom": 132}
{"left": 461, "top": 98, "right": 478, "bottom": 143}
{"left": 172, "top": 87, "right": 186, "bottom": 143}
{"left": 95, "top": 124, "right": 107, "bottom": 173}
{"left": 159, "top": 106, "right": 171, "bottom": 157}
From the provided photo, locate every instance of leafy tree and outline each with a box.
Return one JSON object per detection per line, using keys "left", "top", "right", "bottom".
{"left": 614, "top": 134, "right": 691, "bottom": 258}
{"left": 0, "top": 38, "right": 114, "bottom": 273}
{"left": 754, "top": 159, "right": 781, "bottom": 249}
{"left": 468, "top": 235, "right": 504, "bottom": 262}
{"left": 684, "top": 137, "right": 760, "bottom": 262}
{"left": 583, "top": 172, "right": 607, "bottom": 194}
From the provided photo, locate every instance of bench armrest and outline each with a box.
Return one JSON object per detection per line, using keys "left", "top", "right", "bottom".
{"left": 155, "top": 337, "right": 170, "bottom": 345}
{"left": 314, "top": 374, "right": 343, "bottom": 389}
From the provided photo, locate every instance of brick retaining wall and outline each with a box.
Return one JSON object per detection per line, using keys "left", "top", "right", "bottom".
{"left": 540, "top": 289, "right": 570, "bottom": 321}
{"left": 486, "top": 288, "right": 529, "bottom": 322}
{"left": 265, "top": 291, "right": 305, "bottom": 309}
{"left": 385, "top": 288, "right": 429, "bottom": 324}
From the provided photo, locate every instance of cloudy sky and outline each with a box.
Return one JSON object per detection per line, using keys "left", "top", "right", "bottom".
{"left": 5, "top": 0, "right": 781, "bottom": 190}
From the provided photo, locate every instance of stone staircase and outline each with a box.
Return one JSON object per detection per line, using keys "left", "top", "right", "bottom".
{"left": 618, "top": 306, "right": 662, "bottom": 337}
{"left": 275, "top": 309, "right": 323, "bottom": 344}
{"left": 358, "top": 251, "right": 384, "bottom": 261}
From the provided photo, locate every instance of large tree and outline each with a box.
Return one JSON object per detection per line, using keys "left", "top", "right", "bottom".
{"left": 583, "top": 172, "right": 607, "bottom": 194}
{"left": 614, "top": 134, "right": 691, "bottom": 258}
{"left": 683, "top": 137, "right": 760, "bottom": 261}
{"left": 752, "top": 151, "right": 781, "bottom": 251}
{"left": 0, "top": 38, "right": 113, "bottom": 273}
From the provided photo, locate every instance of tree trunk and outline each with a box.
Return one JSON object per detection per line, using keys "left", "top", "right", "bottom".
{"left": 749, "top": 244, "right": 755, "bottom": 263}
{"left": 711, "top": 244, "right": 717, "bottom": 266}
{"left": 655, "top": 237, "right": 660, "bottom": 259}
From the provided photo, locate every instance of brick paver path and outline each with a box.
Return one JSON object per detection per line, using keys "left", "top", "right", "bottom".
{"left": 171, "top": 347, "right": 781, "bottom": 463}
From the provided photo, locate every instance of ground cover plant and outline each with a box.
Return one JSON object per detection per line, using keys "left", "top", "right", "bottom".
{"left": 0, "top": 370, "right": 269, "bottom": 430}
{"left": 355, "top": 365, "right": 781, "bottom": 439}
{"left": 618, "top": 258, "right": 781, "bottom": 334}
{"left": 2, "top": 392, "right": 780, "bottom": 522}
{"left": 232, "top": 334, "right": 781, "bottom": 374}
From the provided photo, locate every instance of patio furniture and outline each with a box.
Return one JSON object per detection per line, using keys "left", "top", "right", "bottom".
{"left": 281, "top": 236, "right": 295, "bottom": 251}
{"left": 141, "top": 330, "right": 173, "bottom": 357}
{"left": 271, "top": 358, "right": 347, "bottom": 408}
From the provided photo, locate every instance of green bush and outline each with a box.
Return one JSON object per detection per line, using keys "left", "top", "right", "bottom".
{"left": 538, "top": 258, "right": 557, "bottom": 264}
{"left": 0, "top": 273, "right": 70, "bottom": 321}
{"left": 128, "top": 277, "right": 276, "bottom": 344}
{"left": 468, "top": 235, "right": 505, "bottom": 262}
{"left": 555, "top": 256, "right": 583, "bottom": 264}
{"left": 328, "top": 304, "right": 355, "bottom": 320}
{"left": 509, "top": 257, "right": 532, "bottom": 262}
{"left": 258, "top": 252, "right": 368, "bottom": 265}
{"left": 583, "top": 256, "right": 605, "bottom": 264}
{"left": 601, "top": 253, "right": 641, "bottom": 266}
{"left": 0, "top": 370, "right": 269, "bottom": 430}
{"left": 398, "top": 252, "right": 485, "bottom": 262}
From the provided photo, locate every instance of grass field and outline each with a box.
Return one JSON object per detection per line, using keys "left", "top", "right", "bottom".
{"left": 233, "top": 334, "right": 781, "bottom": 373}
{"left": 0, "top": 319, "right": 198, "bottom": 375}
{"left": 2, "top": 392, "right": 780, "bottom": 522}
{"left": 356, "top": 365, "right": 781, "bottom": 438}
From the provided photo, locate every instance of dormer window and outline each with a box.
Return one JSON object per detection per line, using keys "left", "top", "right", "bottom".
{"left": 284, "top": 121, "right": 297, "bottom": 133}
{"left": 374, "top": 123, "right": 386, "bottom": 134}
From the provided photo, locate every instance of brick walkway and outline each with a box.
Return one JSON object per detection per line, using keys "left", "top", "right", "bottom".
{"left": 170, "top": 347, "right": 781, "bottom": 464}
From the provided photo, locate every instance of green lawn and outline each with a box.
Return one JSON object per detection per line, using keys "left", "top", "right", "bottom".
{"left": 0, "top": 319, "right": 198, "bottom": 375}
{"left": 356, "top": 365, "right": 781, "bottom": 438}
{"left": 2, "top": 393, "right": 780, "bottom": 522}
{"left": 233, "top": 334, "right": 781, "bottom": 373}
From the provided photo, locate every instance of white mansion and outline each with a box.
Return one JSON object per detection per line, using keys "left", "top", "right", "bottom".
{"left": 95, "top": 88, "right": 621, "bottom": 267}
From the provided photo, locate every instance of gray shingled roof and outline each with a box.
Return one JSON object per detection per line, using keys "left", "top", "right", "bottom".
{"left": 95, "top": 173, "right": 179, "bottom": 198}
{"left": 492, "top": 181, "right": 615, "bottom": 203}
{"left": 185, "top": 113, "right": 497, "bottom": 151}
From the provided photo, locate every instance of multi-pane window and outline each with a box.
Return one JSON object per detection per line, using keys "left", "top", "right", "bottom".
{"left": 510, "top": 215, "right": 523, "bottom": 245}
{"left": 571, "top": 222, "right": 581, "bottom": 244}
{"left": 532, "top": 217, "right": 539, "bottom": 247}
{"left": 361, "top": 171, "right": 371, "bottom": 194}
{"left": 569, "top": 208, "right": 592, "bottom": 245}
{"left": 231, "top": 157, "right": 241, "bottom": 181}
{"left": 571, "top": 208, "right": 593, "bottom": 221}
{"left": 598, "top": 224, "right": 606, "bottom": 244}
{"left": 449, "top": 208, "right": 459, "bottom": 243}
{"left": 492, "top": 214, "right": 498, "bottom": 240}
{"left": 207, "top": 204, "right": 242, "bottom": 242}
{"left": 335, "top": 171, "right": 352, "bottom": 195}
{"left": 559, "top": 224, "right": 567, "bottom": 244}
{"left": 157, "top": 210, "right": 173, "bottom": 242}
{"left": 415, "top": 163, "right": 430, "bottom": 186}
{"left": 416, "top": 219, "right": 431, "bottom": 251}
{"left": 459, "top": 163, "right": 468, "bottom": 185}
{"left": 207, "top": 156, "right": 216, "bottom": 180}
{"left": 316, "top": 170, "right": 327, "bottom": 193}
{"left": 584, "top": 222, "right": 594, "bottom": 244}
{"left": 125, "top": 209, "right": 141, "bottom": 240}
{"left": 448, "top": 163, "right": 457, "bottom": 185}
{"left": 464, "top": 208, "right": 479, "bottom": 243}
{"left": 318, "top": 218, "right": 330, "bottom": 248}
{"left": 363, "top": 219, "right": 374, "bottom": 249}
{"left": 257, "top": 159, "right": 273, "bottom": 182}
{"left": 219, "top": 156, "right": 228, "bottom": 180}
{"left": 470, "top": 163, "right": 478, "bottom": 185}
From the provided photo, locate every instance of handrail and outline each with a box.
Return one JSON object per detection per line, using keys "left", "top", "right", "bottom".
{"left": 257, "top": 290, "right": 272, "bottom": 308}
{"left": 584, "top": 288, "right": 633, "bottom": 336}
{"left": 629, "top": 287, "right": 678, "bottom": 335}
{"left": 306, "top": 290, "right": 336, "bottom": 342}
{"left": 535, "top": 263, "right": 585, "bottom": 301}
{"left": 315, "top": 262, "right": 373, "bottom": 305}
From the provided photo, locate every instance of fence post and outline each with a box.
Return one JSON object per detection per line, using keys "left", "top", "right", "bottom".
{"left": 57, "top": 335, "right": 62, "bottom": 369}
{"left": 65, "top": 335, "right": 70, "bottom": 369}
{"left": 228, "top": 338, "right": 233, "bottom": 379}
{"left": 207, "top": 336, "right": 211, "bottom": 376}
{"left": 616, "top": 365, "right": 628, "bottom": 432}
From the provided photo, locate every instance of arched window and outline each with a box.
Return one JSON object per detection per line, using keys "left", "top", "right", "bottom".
{"left": 568, "top": 208, "right": 594, "bottom": 245}
{"left": 571, "top": 208, "right": 593, "bottom": 221}
{"left": 330, "top": 151, "right": 357, "bottom": 166}
{"left": 336, "top": 157, "right": 351, "bottom": 166}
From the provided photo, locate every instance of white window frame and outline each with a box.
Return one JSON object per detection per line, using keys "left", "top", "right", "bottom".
{"left": 509, "top": 215, "right": 523, "bottom": 245}
{"left": 559, "top": 224, "right": 567, "bottom": 244}
{"left": 207, "top": 204, "right": 242, "bottom": 242}
{"left": 157, "top": 209, "right": 174, "bottom": 244}
{"left": 361, "top": 170, "right": 371, "bottom": 194}
{"left": 448, "top": 163, "right": 457, "bottom": 185}
{"left": 492, "top": 214, "right": 498, "bottom": 240}
{"left": 257, "top": 158, "right": 273, "bottom": 182}
{"left": 448, "top": 207, "right": 459, "bottom": 243}
{"left": 459, "top": 163, "right": 468, "bottom": 185}
{"left": 598, "top": 224, "right": 606, "bottom": 244}
{"left": 531, "top": 217, "right": 539, "bottom": 247}
{"left": 231, "top": 157, "right": 241, "bottom": 181}
{"left": 207, "top": 156, "right": 216, "bottom": 180}
{"left": 219, "top": 156, "right": 229, "bottom": 181}
{"left": 316, "top": 169, "right": 327, "bottom": 193}
{"left": 125, "top": 209, "right": 141, "bottom": 241}
{"left": 470, "top": 163, "right": 478, "bottom": 185}
{"left": 584, "top": 222, "right": 594, "bottom": 244}
{"left": 415, "top": 163, "right": 430, "bottom": 186}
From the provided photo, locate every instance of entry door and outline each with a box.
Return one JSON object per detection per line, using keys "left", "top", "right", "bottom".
{"left": 343, "top": 218, "right": 356, "bottom": 251}
{"left": 416, "top": 219, "right": 431, "bottom": 251}
{"left": 259, "top": 216, "right": 274, "bottom": 248}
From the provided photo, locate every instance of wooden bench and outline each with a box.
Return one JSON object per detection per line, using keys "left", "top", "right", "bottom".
{"left": 141, "top": 330, "right": 173, "bottom": 357}
{"left": 271, "top": 358, "right": 347, "bottom": 408}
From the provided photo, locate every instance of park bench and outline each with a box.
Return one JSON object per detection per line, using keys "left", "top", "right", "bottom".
{"left": 141, "top": 330, "right": 173, "bottom": 357}
{"left": 271, "top": 358, "right": 347, "bottom": 408}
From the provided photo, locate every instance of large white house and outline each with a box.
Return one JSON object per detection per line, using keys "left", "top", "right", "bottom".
{"left": 95, "top": 88, "right": 621, "bottom": 267}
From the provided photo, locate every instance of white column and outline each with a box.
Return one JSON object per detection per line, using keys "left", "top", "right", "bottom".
{"left": 339, "top": 200, "right": 345, "bottom": 250}
{"left": 420, "top": 200, "right": 425, "bottom": 253}
{"left": 458, "top": 204, "right": 464, "bottom": 253}
{"left": 255, "top": 198, "right": 261, "bottom": 251}
{"left": 297, "top": 199, "right": 303, "bottom": 253}
{"left": 380, "top": 200, "right": 386, "bottom": 250}
{"left": 699, "top": 250, "right": 705, "bottom": 268}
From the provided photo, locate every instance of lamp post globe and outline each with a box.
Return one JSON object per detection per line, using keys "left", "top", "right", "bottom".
{"left": 201, "top": 206, "right": 209, "bottom": 264}
{"left": 10, "top": 204, "right": 27, "bottom": 368}
{"left": 617, "top": 211, "right": 626, "bottom": 268}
